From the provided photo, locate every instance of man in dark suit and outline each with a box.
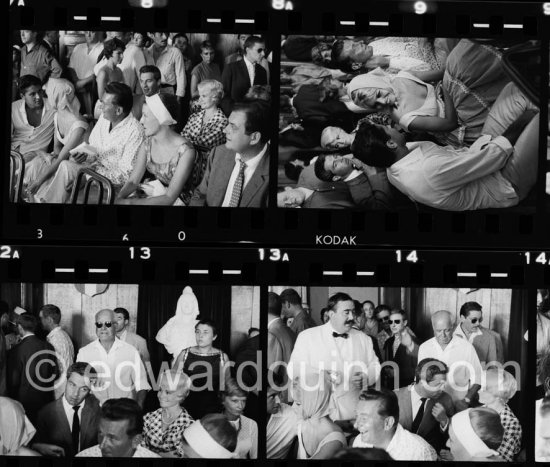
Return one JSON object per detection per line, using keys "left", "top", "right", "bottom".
{"left": 190, "top": 100, "right": 270, "bottom": 208}
{"left": 221, "top": 35, "right": 268, "bottom": 115}
{"left": 32, "top": 362, "right": 101, "bottom": 457}
{"left": 267, "top": 292, "right": 296, "bottom": 403}
{"left": 7, "top": 313, "right": 57, "bottom": 423}
{"left": 394, "top": 358, "right": 455, "bottom": 453}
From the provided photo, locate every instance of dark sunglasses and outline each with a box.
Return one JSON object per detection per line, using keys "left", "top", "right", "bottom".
{"left": 378, "top": 316, "right": 390, "bottom": 322}
{"left": 388, "top": 319, "right": 402, "bottom": 325}
{"left": 95, "top": 321, "right": 113, "bottom": 329}
{"left": 470, "top": 317, "right": 483, "bottom": 324}
{"left": 256, "top": 48, "right": 265, "bottom": 53}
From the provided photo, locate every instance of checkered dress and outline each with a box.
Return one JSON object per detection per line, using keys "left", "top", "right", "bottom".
{"left": 497, "top": 404, "right": 522, "bottom": 462}
{"left": 181, "top": 108, "right": 228, "bottom": 151}
{"left": 141, "top": 408, "right": 194, "bottom": 456}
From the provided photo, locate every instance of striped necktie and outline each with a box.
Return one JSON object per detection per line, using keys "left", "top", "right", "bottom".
{"left": 229, "top": 160, "right": 247, "bottom": 207}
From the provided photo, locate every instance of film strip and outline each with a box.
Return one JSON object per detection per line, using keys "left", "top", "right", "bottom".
{"left": 2, "top": 1, "right": 549, "bottom": 246}
{"left": 0, "top": 245, "right": 543, "bottom": 463}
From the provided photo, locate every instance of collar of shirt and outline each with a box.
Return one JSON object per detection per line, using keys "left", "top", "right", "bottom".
{"left": 20, "top": 333, "right": 35, "bottom": 341}
{"left": 18, "top": 98, "right": 52, "bottom": 124}
{"left": 386, "top": 423, "right": 405, "bottom": 453}
{"left": 93, "top": 336, "right": 124, "bottom": 354}
{"left": 454, "top": 324, "right": 482, "bottom": 342}
{"left": 118, "top": 329, "right": 128, "bottom": 341}
{"left": 235, "top": 143, "right": 268, "bottom": 172}
{"left": 47, "top": 325, "right": 62, "bottom": 339}
{"left": 410, "top": 385, "right": 424, "bottom": 416}
{"left": 243, "top": 55, "right": 255, "bottom": 71}
{"left": 99, "top": 112, "right": 135, "bottom": 134}
{"left": 62, "top": 395, "right": 86, "bottom": 425}
{"left": 268, "top": 317, "right": 280, "bottom": 329}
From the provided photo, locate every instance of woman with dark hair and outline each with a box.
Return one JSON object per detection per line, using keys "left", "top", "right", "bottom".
{"left": 116, "top": 93, "right": 195, "bottom": 205}
{"left": 173, "top": 319, "right": 230, "bottom": 420}
{"left": 220, "top": 378, "right": 258, "bottom": 458}
{"left": 94, "top": 37, "right": 125, "bottom": 119}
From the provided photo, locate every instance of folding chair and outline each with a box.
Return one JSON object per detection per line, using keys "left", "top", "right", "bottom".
{"left": 9, "top": 150, "right": 25, "bottom": 202}
{"left": 69, "top": 167, "right": 114, "bottom": 205}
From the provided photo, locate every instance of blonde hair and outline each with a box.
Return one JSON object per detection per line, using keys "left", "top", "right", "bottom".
{"left": 197, "top": 79, "right": 224, "bottom": 104}
{"left": 483, "top": 369, "right": 518, "bottom": 402}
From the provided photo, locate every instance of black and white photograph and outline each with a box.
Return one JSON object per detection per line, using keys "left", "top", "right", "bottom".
{"left": 278, "top": 36, "right": 540, "bottom": 212}
{"left": 0, "top": 282, "right": 260, "bottom": 458}
{"left": 10, "top": 31, "right": 271, "bottom": 207}
{"left": 267, "top": 286, "right": 527, "bottom": 461}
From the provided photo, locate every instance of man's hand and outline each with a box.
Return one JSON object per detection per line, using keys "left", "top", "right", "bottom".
{"left": 400, "top": 328, "right": 415, "bottom": 351}
{"left": 71, "top": 152, "right": 87, "bottom": 164}
{"left": 32, "top": 443, "right": 65, "bottom": 457}
{"left": 440, "top": 449, "right": 454, "bottom": 461}
{"left": 351, "top": 371, "right": 367, "bottom": 389}
{"left": 431, "top": 402, "right": 449, "bottom": 425}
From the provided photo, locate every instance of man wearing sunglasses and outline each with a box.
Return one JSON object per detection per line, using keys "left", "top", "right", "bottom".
{"left": 76, "top": 309, "right": 151, "bottom": 408}
{"left": 374, "top": 305, "right": 392, "bottom": 355}
{"left": 221, "top": 35, "right": 268, "bottom": 115}
{"left": 454, "top": 301, "right": 503, "bottom": 365}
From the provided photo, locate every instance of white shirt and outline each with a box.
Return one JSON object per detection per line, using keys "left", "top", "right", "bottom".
{"left": 453, "top": 323, "right": 483, "bottom": 344}
{"left": 75, "top": 338, "right": 151, "bottom": 405}
{"left": 11, "top": 98, "right": 55, "bottom": 154}
{"left": 288, "top": 322, "right": 381, "bottom": 421}
{"left": 62, "top": 395, "right": 85, "bottom": 432}
{"left": 243, "top": 56, "right": 256, "bottom": 86}
{"left": 76, "top": 444, "right": 160, "bottom": 457}
{"left": 388, "top": 135, "right": 517, "bottom": 211}
{"left": 353, "top": 423, "right": 437, "bottom": 461}
{"left": 119, "top": 44, "right": 148, "bottom": 94}
{"left": 268, "top": 317, "right": 280, "bottom": 329}
{"left": 147, "top": 45, "right": 186, "bottom": 97}
{"left": 69, "top": 42, "right": 104, "bottom": 80}
{"left": 222, "top": 144, "right": 268, "bottom": 207}
{"left": 89, "top": 113, "right": 145, "bottom": 186}
{"left": 417, "top": 335, "right": 482, "bottom": 401}
{"left": 267, "top": 403, "right": 298, "bottom": 459}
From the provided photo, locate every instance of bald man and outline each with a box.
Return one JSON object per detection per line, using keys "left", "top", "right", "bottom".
{"left": 76, "top": 309, "right": 151, "bottom": 407}
{"left": 417, "top": 310, "right": 482, "bottom": 411}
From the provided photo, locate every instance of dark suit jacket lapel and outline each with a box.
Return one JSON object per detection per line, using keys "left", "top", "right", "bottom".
{"left": 417, "top": 398, "right": 436, "bottom": 435}
{"left": 240, "top": 145, "right": 269, "bottom": 207}
{"left": 212, "top": 148, "right": 237, "bottom": 206}
{"left": 54, "top": 398, "right": 73, "bottom": 450}
{"left": 238, "top": 59, "right": 252, "bottom": 88}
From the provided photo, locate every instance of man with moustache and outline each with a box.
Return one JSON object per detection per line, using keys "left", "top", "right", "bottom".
{"left": 418, "top": 310, "right": 483, "bottom": 410}
{"left": 288, "top": 292, "right": 381, "bottom": 422}
{"left": 32, "top": 362, "right": 101, "bottom": 457}
{"left": 453, "top": 301, "right": 502, "bottom": 365}
{"left": 76, "top": 309, "right": 151, "bottom": 407}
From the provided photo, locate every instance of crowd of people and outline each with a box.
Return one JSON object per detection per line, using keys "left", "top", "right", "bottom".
{"left": 278, "top": 36, "right": 539, "bottom": 211}
{"left": 267, "top": 289, "right": 523, "bottom": 461}
{"left": 0, "top": 288, "right": 259, "bottom": 458}
{"left": 11, "top": 31, "right": 271, "bottom": 206}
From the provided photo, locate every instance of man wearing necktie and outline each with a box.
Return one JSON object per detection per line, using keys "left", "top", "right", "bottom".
{"left": 32, "top": 362, "right": 102, "bottom": 457}
{"left": 221, "top": 35, "right": 268, "bottom": 115}
{"left": 288, "top": 292, "right": 381, "bottom": 423}
{"left": 394, "top": 358, "right": 455, "bottom": 452}
{"left": 190, "top": 100, "right": 270, "bottom": 208}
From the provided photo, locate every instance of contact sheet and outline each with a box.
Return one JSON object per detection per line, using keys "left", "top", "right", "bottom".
{"left": 3, "top": 0, "right": 550, "bottom": 464}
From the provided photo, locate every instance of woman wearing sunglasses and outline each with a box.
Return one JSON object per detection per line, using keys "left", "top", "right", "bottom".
{"left": 381, "top": 309, "right": 419, "bottom": 389}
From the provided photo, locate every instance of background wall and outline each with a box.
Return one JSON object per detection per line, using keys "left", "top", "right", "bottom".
{"left": 230, "top": 286, "right": 260, "bottom": 355}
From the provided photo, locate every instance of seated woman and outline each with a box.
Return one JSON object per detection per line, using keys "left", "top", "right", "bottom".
{"left": 479, "top": 369, "right": 522, "bottom": 462}
{"left": 294, "top": 372, "right": 346, "bottom": 459}
{"left": 172, "top": 319, "right": 230, "bottom": 420}
{"left": 94, "top": 38, "right": 125, "bottom": 119}
{"left": 446, "top": 407, "right": 504, "bottom": 462}
{"left": 24, "top": 78, "right": 89, "bottom": 203}
{"left": 220, "top": 378, "right": 258, "bottom": 459}
{"left": 189, "top": 41, "right": 222, "bottom": 113}
{"left": 537, "top": 396, "right": 550, "bottom": 461}
{"left": 178, "top": 414, "right": 237, "bottom": 458}
{"left": 348, "top": 39, "right": 510, "bottom": 147}
{"left": 142, "top": 370, "right": 194, "bottom": 458}
{"left": 116, "top": 93, "right": 195, "bottom": 206}
{"left": 0, "top": 397, "right": 40, "bottom": 456}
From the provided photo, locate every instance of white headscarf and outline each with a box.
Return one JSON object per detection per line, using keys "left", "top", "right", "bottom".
{"left": 156, "top": 286, "right": 200, "bottom": 359}
{"left": 451, "top": 409, "right": 500, "bottom": 459}
{"left": 0, "top": 397, "right": 36, "bottom": 455}
{"left": 43, "top": 78, "right": 81, "bottom": 114}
